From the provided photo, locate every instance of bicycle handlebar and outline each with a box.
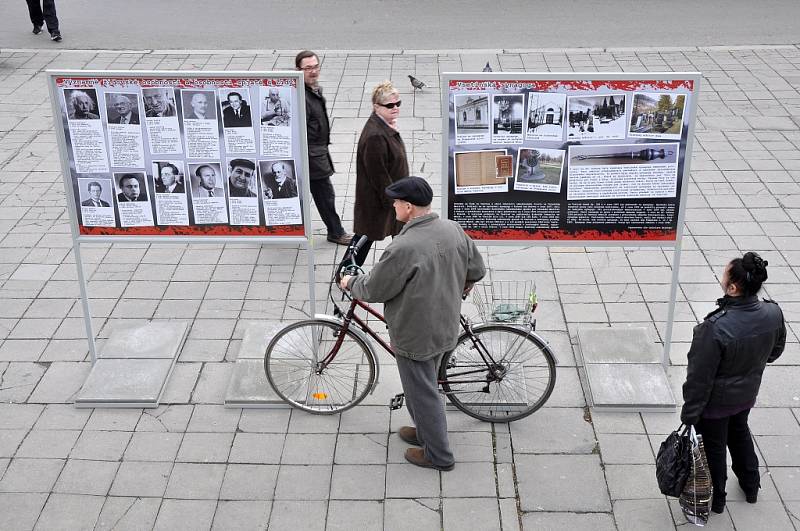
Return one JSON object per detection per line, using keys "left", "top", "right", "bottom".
{"left": 335, "top": 235, "right": 369, "bottom": 283}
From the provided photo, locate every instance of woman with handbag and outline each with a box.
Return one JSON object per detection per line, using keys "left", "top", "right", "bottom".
{"left": 680, "top": 252, "right": 785, "bottom": 514}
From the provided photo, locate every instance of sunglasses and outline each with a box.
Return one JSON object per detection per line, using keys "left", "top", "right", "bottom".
{"left": 377, "top": 100, "right": 402, "bottom": 109}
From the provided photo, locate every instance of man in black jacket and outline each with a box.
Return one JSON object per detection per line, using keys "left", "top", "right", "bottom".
{"left": 296, "top": 50, "right": 352, "bottom": 245}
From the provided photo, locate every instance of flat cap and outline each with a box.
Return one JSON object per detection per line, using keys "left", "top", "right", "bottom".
{"left": 385, "top": 176, "right": 433, "bottom": 206}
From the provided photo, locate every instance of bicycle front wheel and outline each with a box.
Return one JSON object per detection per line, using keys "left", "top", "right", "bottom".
{"left": 439, "top": 325, "right": 556, "bottom": 423}
{"left": 265, "top": 319, "right": 376, "bottom": 414}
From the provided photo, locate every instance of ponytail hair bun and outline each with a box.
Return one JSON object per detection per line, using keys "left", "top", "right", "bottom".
{"left": 742, "top": 252, "right": 768, "bottom": 284}
{"left": 728, "top": 252, "right": 768, "bottom": 296}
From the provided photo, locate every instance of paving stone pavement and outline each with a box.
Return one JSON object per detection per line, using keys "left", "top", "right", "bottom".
{"left": 0, "top": 46, "right": 799, "bottom": 530}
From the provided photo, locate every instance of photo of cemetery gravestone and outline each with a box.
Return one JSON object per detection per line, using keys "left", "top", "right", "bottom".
{"left": 629, "top": 93, "right": 686, "bottom": 139}
{"left": 567, "top": 94, "right": 627, "bottom": 141}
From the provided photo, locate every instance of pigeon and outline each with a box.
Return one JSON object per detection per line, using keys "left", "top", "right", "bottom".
{"left": 408, "top": 75, "right": 426, "bottom": 90}
{"left": 483, "top": 62, "right": 493, "bottom": 72}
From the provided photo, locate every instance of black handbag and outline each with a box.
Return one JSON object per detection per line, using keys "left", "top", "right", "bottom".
{"left": 656, "top": 424, "right": 692, "bottom": 497}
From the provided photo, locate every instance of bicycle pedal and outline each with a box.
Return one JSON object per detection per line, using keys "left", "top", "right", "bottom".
{"left": 389, "top": 393, "right": 405, "bottom": 410}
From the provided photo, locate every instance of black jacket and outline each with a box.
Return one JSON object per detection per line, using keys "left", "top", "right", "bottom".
{"left": 304, "top": 85, "right": 334, "bottom": 180}
{"left": 681, "top": 295, "right": 785, "bottom": 425}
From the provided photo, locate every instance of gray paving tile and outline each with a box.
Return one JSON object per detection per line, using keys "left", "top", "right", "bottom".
{"left": 187, "top": 404, "right": 241, "bottom": 432}
{"left": 329, "top": 464, "right": 385, "bottom": 500}
{"left": 154, "top": 499, "right": 216, "bottom": 531}
{"left": 212, "top": 500, "right": 270, "bottom": 531}
{"left": 726, "top": 500, "right": 794, "bottom": 531}
{"left": 521, "top": 511, "right": 616, "bottom": 531}
{"left": 597, "top": 433, "right": 654, "bottom": 464}
{"left": 0, "top": 429, "right": 26, "bottom": 458}
{"left": 511, "top": 407, "right": 596, "bottom": 454}
{"left": 516, "top": 454, "right": 610, "bottom": 512}
{"left": 386, "top": 463, "right": 440, "bottom": 498}
{"left": 33, "top": 404, "right": 91, "bottom": 430}
{"left": 95, "top": 497, "right": 162, "bottom": 531}
{"left": 275, "top": 464, "right": 332, "bottom": 500}
{"left": 605, "top": 464, "right": 663, "bottom": 500}
{"left": 267, "top": 500, "right": 326, "bottom": 531}
{"left": 109, "top": 461, "right": 172, "bottom": 497}
{"left": 770, "top": 467, "right": 800, "bottom": 500}
{"left": 280, "top": 433, "right": 336, "bottom": 464}
{"left": 613, "top": 498, "right": 674, "bottom": 531}
{"left": 84, "top": 408, "right": 142, "bottom": 431}
{"left": 228, "top": 432, "right": 284, "bottom": 464}
{"left": 327, "top": 500, "right": 383, "bottom": 531}
{"left": 443, "top": 497, "right": 500, "bottom": 530}
{"left": 219, "top": 464, "right": 278, "bottom": 501}
{"left": 124, "top": 431, "right": 182, "bottom": 461}
{"left": 34, "top": 493, "right": 105, "bottom": 531}
{"left": 16, "top": 429, "right": 80, "bottom": 459}
{"left": 238, "top": 409, "right": 291, "bottom": 433}
{"left": 0, "top": 458, "right": 64, "bottom": 493}
{"left": 165, "top": 462, "right": 226, "bottom": 499}
{"left": 53, "top": 459, "right": 119, "bottom": 495}
{"left": 339, "top": 405, "right": 390, "bottom": 433}
{"left": 384, "top": 498, "right": 440, "bottom": 531}
{"left": 441, "top": 461, "right": 496, "bottom": 498}
{"left": 0, "top": 493, "right": 48, "bottom": 531}
{"left": 335, "top": 433, "right": 388, "bottom": 464}
{"left": 70, "top": 430, "right": 131, "bottom": 461}
{"left": 287, "top": 409, "right": 341, "bottom": 433}
{"left": 448, "top": 431, "right": 494, "bottom": 462}
{"left": 756, "top": 435, "right": 798, "bottom": 466}
{"left": 176, "top": 432, "right": 233, "bottom": 463}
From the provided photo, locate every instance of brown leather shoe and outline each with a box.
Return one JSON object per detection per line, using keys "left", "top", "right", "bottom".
{"left": 404, "top": 448, "right": 454, "bottom": 471}
{"left": 327, "top": 233, "right": 354, "bottom": 245}
{"left": 398, "top": 426, "right": 421, "bottom": 446}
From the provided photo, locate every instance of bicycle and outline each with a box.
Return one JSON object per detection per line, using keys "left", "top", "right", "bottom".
{"left": 264, "top": 237, "right": 557, "bottom": 423}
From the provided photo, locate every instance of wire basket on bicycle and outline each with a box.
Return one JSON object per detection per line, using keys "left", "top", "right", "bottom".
{"left": 471, "top": 280, "right": 537, "bottom": 325}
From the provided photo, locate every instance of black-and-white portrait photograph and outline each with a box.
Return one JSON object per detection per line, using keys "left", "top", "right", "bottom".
{"left": 260, "top": 159, "right": 298, "bottom": 199}
{"left": 260, "top": 87, "right": 291, "bottom": 126}
{"left": 64, "top": 88, "right": 101, "bottom": 120}
{"left": 78, "top": 178, "right": 113, "bottom": 207}
{"left": 153, "top": 161, "right": 186, "bottom": 194}
{"left": 525, "top": 92, "right": 566, "bottom": 142}
{"left": 143, "top": 88, "right": 178, "bottom": 118}
{"left": 492, "top": 94, "right": 524, "bottom": 144}
{"left": 104, "top": 93, "right": 141, "bottom": 125}
{"left": 227, "top": 158, "right": 258, "bottom": 198}
{"left": 189, "top": 163, "right": 225, "bottom": 198}
{"left": 115, "top": 172, "right": 149, "bottom": 202}
{"left": 567, "top": 94, "right": 627, "bottom": 141}
{"left": 181, "top": 90, "right": 217, "bottom": 121}
{"left": 454, "top": 94, "right": 490, "bottom": 145}
{"left": 220, "top": 89, "right": 253, "bottom": 128}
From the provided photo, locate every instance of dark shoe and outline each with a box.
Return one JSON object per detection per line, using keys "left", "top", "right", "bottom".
{"left": 711, "top": 496, "right": 726, "bottom": 514}
{"left": 404, "top": 448, "right": 454, "bottom": 471}
{"left": 50, "top": 32, "right": 62, "bottom": 42}
{"left": 745, "top": 491, "right": 758, "bottom": 504}
{"left": 327, "top": 232, "right": 353, "bottom": 246}
{"left": 398, "top": 426, "right": 421, "bottom": 446}
{"left": 32, "top": 25, "right": 43, "bottom": 35}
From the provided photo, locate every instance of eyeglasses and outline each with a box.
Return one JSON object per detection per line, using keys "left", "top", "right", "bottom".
{"left": 299, "top": 64, "right": 321, "bottom": 72}
{"left": 377, "top": 100, "right": 402, "bottom": 109}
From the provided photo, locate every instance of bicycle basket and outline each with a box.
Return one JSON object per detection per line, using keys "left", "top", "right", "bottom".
{"left": 472, "top": 280, "right": 537, "bottom": 324}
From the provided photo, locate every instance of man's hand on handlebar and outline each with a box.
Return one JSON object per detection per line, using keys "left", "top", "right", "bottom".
{"left": 339, "top": 275, "right": 352, "bottom": 292}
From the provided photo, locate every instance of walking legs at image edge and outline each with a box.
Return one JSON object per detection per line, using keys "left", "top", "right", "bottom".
{"left": 396, "top": 354, "right": 455, "bottom": 468}
{"left": 697, "top": 409, "right": 760, "bottom": 510}
{"left": 309, "top": 177, "right": 348, "bottom": 241}
{"left": 26, "top": 0, "right": 60, "bottom": 38}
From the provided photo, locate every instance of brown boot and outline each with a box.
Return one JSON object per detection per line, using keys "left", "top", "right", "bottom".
{"left": 398, "top": 426, "right": 421, "bottom": 446}
{"left": 404, "top": 448, "right": 454, "bottom": 471}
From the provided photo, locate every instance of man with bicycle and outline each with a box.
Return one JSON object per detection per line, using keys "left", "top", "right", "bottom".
{"left": 340, "top": 176, "right": 485, "bottom": 471}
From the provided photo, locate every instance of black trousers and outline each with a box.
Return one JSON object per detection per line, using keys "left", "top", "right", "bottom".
{"left": 26, "top": 0, "right": 59, "bottom": 33}
{"left": 309, "top": 177, "right": 345, "bottom": 238}
{"left": 696, "top": 409, "right": 760, "bottom": 507}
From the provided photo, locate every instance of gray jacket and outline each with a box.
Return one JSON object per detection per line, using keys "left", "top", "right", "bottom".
{"left": 348, "top": 212, "right": 486, "bottom": 360}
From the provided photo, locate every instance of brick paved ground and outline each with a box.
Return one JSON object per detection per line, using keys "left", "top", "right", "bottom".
{"left": 0, "top": 46, "right": 798, "bottom": 530}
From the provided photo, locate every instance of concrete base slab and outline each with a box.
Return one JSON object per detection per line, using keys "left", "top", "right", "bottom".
{"left": 225, "top": 322, "right": 290, "bottom": 408}
{"left": 75, "top": 321, "right": 187, "bottom": 408}
{"left": 577, "top": 327, "right": 675, "bottom": 412}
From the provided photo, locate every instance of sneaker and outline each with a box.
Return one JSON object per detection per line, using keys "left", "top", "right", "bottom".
{"left": 50, "top": 32, "right": 62, "bottom": 42}
{"left": 398, "top": 426, "right": 421, "bottom": 446}
{"left": 32, "top": 25, "right": 43, "bottom": 35}
{"left": 404, "top": 448, "right": 454, "bottom": 471}
{"left": 326, "top": 232, "right": 353, "bottom": 246}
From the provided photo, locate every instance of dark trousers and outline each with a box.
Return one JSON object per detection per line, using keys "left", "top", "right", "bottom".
{"left": 396, "top": 354, "right": 454, "bottom": 467}
{"left": 26, "top": 0, "right": 59, "bottom": 33}
{"left": 309, "top": 177, "right": 345, "bottom": 238}
{"left": 696, "top": 409, "right": 760, "bottom": 507}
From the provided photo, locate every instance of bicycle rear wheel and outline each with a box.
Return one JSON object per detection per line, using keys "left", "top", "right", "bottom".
{"left": 265, "top": 319, "right": 376, "bottom": 414}
{"left": 439, "top": 324, "right": 556, "bottom": 423}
